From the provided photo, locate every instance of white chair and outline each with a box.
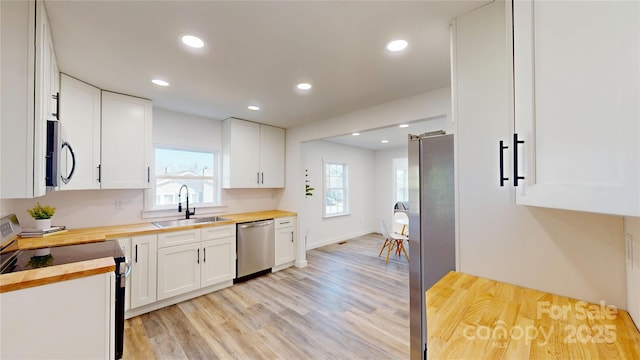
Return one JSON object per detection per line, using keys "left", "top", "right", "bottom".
{"left": 392, "top": 212, "right": 409, "bottom": 236}
{"left": 378, "top": 218, "right": 409, "bottom": 264}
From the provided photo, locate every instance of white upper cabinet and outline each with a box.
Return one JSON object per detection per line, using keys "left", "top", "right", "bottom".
{"left": 259, "top": 123, "right": 286, "bottom": 188}
{"left": 59, "top": 74, "right": 101, "bottom": 190}
{"left": 513, "top": 0, "right": 640, "bottom": 216}
{"left": 222, "top": 118, "right": 285, "bottom": 188}
{"left": 1, "top": 0, "right": 58, "bottom": 198}
{"left": 101, "top": 91, "right": 153, "bottom": 189}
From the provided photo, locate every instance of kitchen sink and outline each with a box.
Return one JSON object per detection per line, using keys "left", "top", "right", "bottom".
{"left": 152, "top": 216, "right": 230, "bottom": 229}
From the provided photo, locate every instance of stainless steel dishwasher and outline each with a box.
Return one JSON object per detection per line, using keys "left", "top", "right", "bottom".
{"left": 236, "top": 219, "right": 275, "bottom": 280}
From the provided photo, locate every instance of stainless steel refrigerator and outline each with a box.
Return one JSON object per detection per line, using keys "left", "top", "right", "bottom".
{"left": 408, "top": 131, "right": 456, "bottom": 360}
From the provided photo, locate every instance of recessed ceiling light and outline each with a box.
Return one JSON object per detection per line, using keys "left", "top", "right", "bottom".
{"left": 387, "top": 39, "right": 408, "bottom": 52}
{"left": 181, "top": 35, "right": 205, "bottom": 48}
{"left": 381, "top": 140, "right": 389, "bottom": 143}
{"left": 399, "top": 124, "right": 409, "bottom": 128}
{"left": 297, "top": 83, "right": 312, "bottom": 90}
{"left": 151, "top": 79, "right": 170, "bottom": 87}
{"left": 248, "top": 105, "right": 260, "bottom": 111}
{"left": 352, "top": 132, "right": 360, "bottom": 136}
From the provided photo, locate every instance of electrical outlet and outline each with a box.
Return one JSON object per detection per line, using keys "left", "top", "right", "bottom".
{"left": 626, "top": 234, "right": 633, "bottom": 268}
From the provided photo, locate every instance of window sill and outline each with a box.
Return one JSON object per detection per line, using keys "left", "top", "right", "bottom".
{"left": 323, "top": 213, "right": 351, "bottom": 219}
{"left": 141, "top": 205, "right": 229, "bottom": 220}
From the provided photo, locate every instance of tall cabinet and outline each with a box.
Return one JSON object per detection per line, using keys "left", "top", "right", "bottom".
{"left": 452, "top": 0, "right": 625, "bottom": 307}
{"left": 1, "top": 0, "right": 59, "bottom": 198}
{"left": 512, "top": 0, "right": 639, "bottom": 216}
{"left": 222, "top": 118, "right": 285, "bottom": 188}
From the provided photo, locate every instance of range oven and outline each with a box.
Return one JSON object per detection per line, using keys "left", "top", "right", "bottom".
{"left": 0, "top": 214, "right": 130, "bottom": 359}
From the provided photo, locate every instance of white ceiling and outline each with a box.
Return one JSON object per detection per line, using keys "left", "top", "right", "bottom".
{"left": 45, "top": 0, "right": 487, "bottom": 132}
{"left": 323, "top": 116, "right": 448, "bottom": 150}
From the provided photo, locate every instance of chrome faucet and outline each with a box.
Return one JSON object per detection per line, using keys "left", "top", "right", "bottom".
{"left": 178, "top": 185, "right": 195, "bottom": 219}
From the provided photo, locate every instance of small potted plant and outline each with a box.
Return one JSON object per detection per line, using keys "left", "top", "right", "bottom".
{"left": 27, "top": 202, "right": 56, "bottom": 230}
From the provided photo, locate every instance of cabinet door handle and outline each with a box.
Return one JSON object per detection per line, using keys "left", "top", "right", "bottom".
{"left": 203, "top": 248, "right": 206, "bottom": 262}
{"left": 261, "top": 172, "right": 264, "bottom": 184}
{"left": 97, "top": 164, "right": 102, "bottom": 183}
{"left": 513, "top": 133, "right": 525, "bottom": 186}
{"left": 52, "top": 92, "right": 59, "bottom": 120}
{"left": 147, "top": 166, "right": 150, "bottom": 183}
{"left": 257, "top": 172, "right": 260, "bottom": 184}
{"left": 135, "top": 244, "right": 138, "bottom": 263}
{"left": 291, "top": 232, "right": 294, "bottom": 242}
{"left": 197, "top": 248, "right": 200, "bottom": 264}
{"left": 499, "top": 140, "right": 509, "bottom": 187}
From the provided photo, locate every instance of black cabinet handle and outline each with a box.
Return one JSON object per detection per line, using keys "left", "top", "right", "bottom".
{"left": 97, "top": 164, "right": 102, "bottom": 183}
{"left": 261, "top": 172, "right": 264, "bottom": 184}
{"left": 499, "top": 140, "right": 509, "bottom": 187}
{"left": 257, "top": 172, "right": 260, "bottom": 184}
{"left": 147, "top": 166, "right": 150, "bottom": 183}
{"left": 135, "top": 244, "right": 138, "bottom": 263}
{"left": 52, "top": 92, "right": 59, "bottom": 120}
{"left": 291, "top": 232, "right": 294, "bottom": 242}
{"left": 513, "top": 133, "right": 525, "bottom": 186}
{"left": 203, "top": 248, "right": 206, "bottom": 262}
{"left": 197, "top": 248, "right": 200, "bottom": 264}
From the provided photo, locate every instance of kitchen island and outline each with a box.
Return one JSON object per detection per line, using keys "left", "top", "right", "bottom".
{"left": 426, "top": 271, "right": 640, "bottom": 359}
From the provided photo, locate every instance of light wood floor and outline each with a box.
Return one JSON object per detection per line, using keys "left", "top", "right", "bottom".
{"left": 123, "top": 233, "right": 410, "bottom": 359}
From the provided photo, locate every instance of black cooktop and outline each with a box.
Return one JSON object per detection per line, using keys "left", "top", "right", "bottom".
{"left": 0, "top": 240, "right": 123, "bottom": 274}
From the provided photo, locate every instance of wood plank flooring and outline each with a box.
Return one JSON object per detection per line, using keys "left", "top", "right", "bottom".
{"left": 123, "top": 233, "right": 410, "bottom": 359}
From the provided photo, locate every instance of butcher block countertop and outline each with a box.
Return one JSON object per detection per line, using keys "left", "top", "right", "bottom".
{"left": 426, "top": 271, "right": 640, "bottom": 359}
{"left": 0, "top": 210, "right": 295, "bottom": 293}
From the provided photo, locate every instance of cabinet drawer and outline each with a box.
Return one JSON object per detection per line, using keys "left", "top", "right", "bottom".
{"left": 275, "top": 217, "right": 295, "bottom": 229}
{"left": 158, "top": 229, "right": 201, "bottom": 248}
{"left": 201, "top": 225, "right": 235, "bottom": 240}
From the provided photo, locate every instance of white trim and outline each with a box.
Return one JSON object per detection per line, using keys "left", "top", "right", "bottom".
{"left": 306, "top": 228, "right": 376, "bottom": 250}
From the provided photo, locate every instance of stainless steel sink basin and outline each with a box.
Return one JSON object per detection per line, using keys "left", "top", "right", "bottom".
{"left": 152, "top": 216, "right": 230, "bottom": 229}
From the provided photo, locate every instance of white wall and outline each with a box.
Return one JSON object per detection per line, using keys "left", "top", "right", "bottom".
{"left": 373, "top": 147, "right": 407, "bottom": 230}
{"left": 625, "top": 216, "right": 640, "bottom": 328}
{"left": 1, "top": 108, "right": 282, "bottom": 228}
{"left": 301, "top": 140, "right": 376, "bottom": 249}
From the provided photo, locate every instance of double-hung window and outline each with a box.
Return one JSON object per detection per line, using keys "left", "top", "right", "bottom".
{"left": 324, "top": 162, "right": 348, "bottom": 217}
{"left": 153, "top": 147, "right": 219, "bottom": 209}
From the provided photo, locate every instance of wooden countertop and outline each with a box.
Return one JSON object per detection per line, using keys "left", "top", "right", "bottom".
{"left": 426, "top": 271, "right": 640, "bottom": 359}
{"left": 0, "top": 257, "right": 115, "bottom": 293}
{"left": 0, "top": 210, "right": 296, "bottom": 293}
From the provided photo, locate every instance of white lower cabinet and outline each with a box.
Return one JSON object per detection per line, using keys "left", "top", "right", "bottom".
{"left": 0, "top": 273, "right": 114, "bottom": 359}
{"left": 157, "top": 225, "right": 235, "bottom": 301}
{"left": 274, "top": 217, "right": 296, "bottom": 269}
{"left": 130, "top": 234, "right": 157, "bottom": 308}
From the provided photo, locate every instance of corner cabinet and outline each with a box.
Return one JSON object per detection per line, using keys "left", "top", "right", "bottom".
{"left": 274, "top": 216, "right": 296, "bottom": 271}
{"left": 101, "top": 91, "right": 153, "bottom": 189}
{"left": 1, "top": 0, "right": 59, "bottom": 198}
{"left": 222, "top": 118, "right": 285, "bottom": 188}
{"left": 512, "top": 0, "right": 640, "bottom": 216}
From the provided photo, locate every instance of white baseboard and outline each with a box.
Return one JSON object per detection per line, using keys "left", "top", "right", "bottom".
{"left": 306, "top": 228, "right": 377, "bottom": 250}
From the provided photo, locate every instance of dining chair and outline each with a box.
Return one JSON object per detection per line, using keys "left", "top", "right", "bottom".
{"left": 378, "top": 218, "right": 409, "bottom": 264}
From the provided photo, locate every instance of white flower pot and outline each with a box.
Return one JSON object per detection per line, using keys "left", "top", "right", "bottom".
{"left": 35, "top": 218, "right": 52, "bottom": 230}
